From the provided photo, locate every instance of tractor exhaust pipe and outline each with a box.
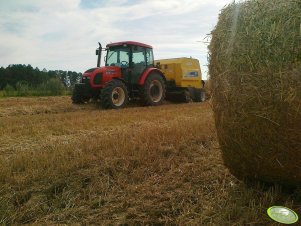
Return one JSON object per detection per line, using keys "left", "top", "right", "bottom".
{"left": 97, "top": 42, "right": 102, "bottom": 67}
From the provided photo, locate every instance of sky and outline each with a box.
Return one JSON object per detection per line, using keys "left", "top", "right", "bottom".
{"left": 0, "top": 0, "right": 231, "bottom": 78}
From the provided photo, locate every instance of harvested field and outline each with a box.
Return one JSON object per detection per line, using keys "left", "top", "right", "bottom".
{"left": 0, "top": 96, "right": 300, "bottom": 225}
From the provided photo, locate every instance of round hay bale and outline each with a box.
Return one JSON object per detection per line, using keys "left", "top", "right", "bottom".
{"left": 208, "top": 0, "right": 301, "bottom": 186}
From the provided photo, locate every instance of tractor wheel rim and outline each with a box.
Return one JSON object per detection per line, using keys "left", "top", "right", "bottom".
{"left": 149, "top": 80, "right": 163, "bottom": 103}
{"left": 112, "top": 87, "right": 125, "bottom": 106}
{"left": 185, "top": 91, "right": 192, "bottom": 102}
{"left": 201, "top": 92, "right": 206, "bottom": 102}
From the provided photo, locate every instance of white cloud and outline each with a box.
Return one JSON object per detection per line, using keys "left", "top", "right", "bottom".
{"left": 0, "top": 0, "right": 231, "bottom": 78}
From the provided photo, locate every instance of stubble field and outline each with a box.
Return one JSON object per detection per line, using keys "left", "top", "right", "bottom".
{"left": 0, "top": 96, "right": 300, "bottom": 225}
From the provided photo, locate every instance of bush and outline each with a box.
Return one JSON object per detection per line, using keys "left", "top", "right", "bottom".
{"left": 3, "top": 85, "right": 16, "bottom": 97}
{"left": 1, "top": 79, "right": 66, "bottom": 97}
{"left": 45, "top": 78, "right": 65, "bottom": 96}
{"left": 16, "top": 81, "right": 30, "bottom": 96}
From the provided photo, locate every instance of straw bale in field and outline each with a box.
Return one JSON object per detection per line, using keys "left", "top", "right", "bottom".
{"left": 209, "top": 0, "right": 301, "bottom": 186}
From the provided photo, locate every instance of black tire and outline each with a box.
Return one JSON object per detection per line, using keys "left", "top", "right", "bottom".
{"left": 166, "top": 88, "right": 194, "bottom": 103}
{"left": 193, "top": 88, "right": 206, "bottom": 102}
{"left": 183, "top": 89, "right": 193, "bottom": 103}
{"left": 101, "top": 79, "right": 128, "bottom": 109}
{"left": 141, "top": 73, "right": 166, "bottom": 106}
{"left": 72, "top": 84, "right": 90, "bottom": 104}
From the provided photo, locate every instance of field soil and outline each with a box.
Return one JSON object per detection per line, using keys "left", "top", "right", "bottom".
{"left": 0, "top": 96, "right": 300, "bottom": 225}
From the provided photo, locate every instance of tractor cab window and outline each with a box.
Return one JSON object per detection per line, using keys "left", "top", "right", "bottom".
{"left": 146, "top": 48, "right": 154, "bottom": 66}
{"left": 132, "top": 46, "right": 146, "bottom": 67}
{"left": 106, "top": 46, "right": 130, "bottom": 68}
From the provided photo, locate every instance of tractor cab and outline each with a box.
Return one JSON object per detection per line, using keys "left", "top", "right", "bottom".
{"left": 104, "top": 41, "right": 154, "bottom": 65}
{"left": 100, "top": 42, "right": 155, "bottom": 85}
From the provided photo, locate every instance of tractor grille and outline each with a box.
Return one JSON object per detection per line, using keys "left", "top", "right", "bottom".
{"left": 82, "top": 76, "right": 90, "bottom": 84}
{"left": 93, "top": 73, "right": 103, "bottom": 84}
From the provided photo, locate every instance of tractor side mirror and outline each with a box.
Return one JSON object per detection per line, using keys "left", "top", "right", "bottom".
{"left": 96, "top": 49, "right": 99, "bottom": 55}
{"left": 156, "top": 62, "right": 161, "bottom": 69}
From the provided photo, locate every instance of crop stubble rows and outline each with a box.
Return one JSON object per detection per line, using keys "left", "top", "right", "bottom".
{"left": 0, "top": 96, "right": 299, "bottom": 225}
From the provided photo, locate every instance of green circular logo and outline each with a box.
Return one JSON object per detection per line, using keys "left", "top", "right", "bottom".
{"left": 267, "top": 206, "right": 299, "bottom": 224}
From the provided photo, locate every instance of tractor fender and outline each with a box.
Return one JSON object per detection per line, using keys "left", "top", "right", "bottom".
{"left": 103, "top": 77, "right": 127, "bottom": 86}
{"left": 112, "top": 77, "right": 127, "bottom": 85}
{"left": 138, "top": 68, "right": 166, "bottom": 86}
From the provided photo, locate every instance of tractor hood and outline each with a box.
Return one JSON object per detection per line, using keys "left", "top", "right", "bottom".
{"left": 82, "top": 66, "right": 121, "bottom": 88}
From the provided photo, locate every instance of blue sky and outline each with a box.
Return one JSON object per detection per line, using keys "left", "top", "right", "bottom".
{"left": 0, "top": 0, "right": 231, "bottom": 78}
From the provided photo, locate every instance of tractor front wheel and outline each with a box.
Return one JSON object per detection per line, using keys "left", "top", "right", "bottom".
{"left": 101, "top": 79, "right": 128, "bottom": 109}
{"left": 72, "top": 83, "right": 90, "bottom": 104}
{"left": 141, "top": 73, "right": 165, "bottom": 106}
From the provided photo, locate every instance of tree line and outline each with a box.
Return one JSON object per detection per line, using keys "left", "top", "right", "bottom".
{"left": 0, "top": 64, "right": 82, "bottom": 97}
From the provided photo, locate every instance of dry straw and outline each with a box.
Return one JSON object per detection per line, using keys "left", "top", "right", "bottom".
{"left": 209, "top": 0, "right": 301, "bottom": 186}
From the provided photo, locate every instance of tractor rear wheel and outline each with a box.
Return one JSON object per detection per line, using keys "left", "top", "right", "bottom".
{"left": 101, "top": 79, "right": 128, "bottom": 109}
{"left": 141, "top": 73, "right": 165, "bottom": 106}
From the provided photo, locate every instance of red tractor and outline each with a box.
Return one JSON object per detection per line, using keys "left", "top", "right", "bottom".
{"left": 72, "top": 41, "right": 166, "bottom": 109}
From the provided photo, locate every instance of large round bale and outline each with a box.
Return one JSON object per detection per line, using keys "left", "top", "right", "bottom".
{"left": 209, "top": 0, "right": 301, "bottom": 186}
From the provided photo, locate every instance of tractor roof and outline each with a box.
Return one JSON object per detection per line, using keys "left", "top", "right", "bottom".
{"left": 106, "top": 41, "right": 152, "bottom": 49}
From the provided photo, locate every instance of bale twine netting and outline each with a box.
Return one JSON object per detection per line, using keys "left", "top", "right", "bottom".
{"left": 209, "top": 0, "right": 301, "bottom": 186}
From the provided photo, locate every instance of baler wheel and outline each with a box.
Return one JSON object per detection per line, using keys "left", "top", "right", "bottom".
{"left": 101, "top": 79, "right": 128, "bottom": 109}
{"left": 183, "top": 89, "right": 193, "bottom": 103}
{"left": 193, "top": 88, "right": 206, "bottom": 102}
{"left": 141, "top": 73, "right": 166, "bottom": 106}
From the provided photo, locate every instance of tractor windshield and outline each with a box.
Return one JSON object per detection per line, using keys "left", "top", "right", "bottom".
{"left": 106, "top": 46, "right": 130, "bottom": 68}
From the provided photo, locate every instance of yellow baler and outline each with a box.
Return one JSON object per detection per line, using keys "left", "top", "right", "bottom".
{"left": 155, "top": 57, "right": 205, "bottom": 102}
